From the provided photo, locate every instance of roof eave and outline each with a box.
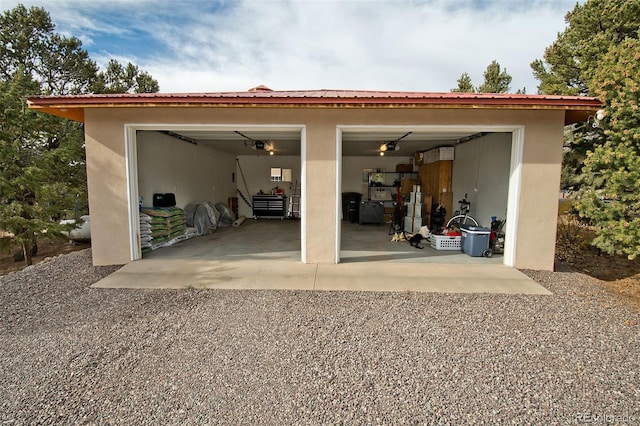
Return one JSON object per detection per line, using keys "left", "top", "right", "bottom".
{"left": 28, "top": 105, "right": 84, "bottom": 121}
{"left": 27, "top": 95, "right": 601, "bottom": 124}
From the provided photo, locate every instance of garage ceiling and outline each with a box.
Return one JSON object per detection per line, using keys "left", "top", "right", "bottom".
{"left": 152, "top": 129, "right": 485, "bottom": 157}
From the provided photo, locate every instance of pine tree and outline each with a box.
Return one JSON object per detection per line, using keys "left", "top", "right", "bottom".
{"left": 531, "top": 0, "right": 639, "bottom": 190}
{"left": 531, "top": 0, "right": 640, "bottom": 96}
{"left": 0, "top": 5, "right": 158, "bottom": 265}
{"left": 576, "top": 34, "right": 640, "bottom": 259}
{"left": 451, "top": 72, "right": 475, "bottom": 92}
{"left": 532, "top": 0, "right": 640, "bottom": 259}
{"left": 450, "top": 61, "right": 512, "bottom": 94}
{"left": 92, "top": 59, "right": 159, "bottom": 94}
{"left": 476, "top": 60, "right": 511, "bottom": 94}
{"left": 0, "top": 5, "right": 96, "bottom": 264}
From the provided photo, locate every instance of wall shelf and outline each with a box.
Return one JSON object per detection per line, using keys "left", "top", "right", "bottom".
{"left": 365, "top": 171, "right": 418, "bottom": 202}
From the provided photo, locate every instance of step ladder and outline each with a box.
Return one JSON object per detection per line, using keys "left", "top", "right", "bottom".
{"left": 288, "top": 181, "right": 300, "bottom": 218}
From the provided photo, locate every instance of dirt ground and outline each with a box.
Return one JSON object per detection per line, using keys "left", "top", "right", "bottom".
{"left": 0, "top": 235, "right": 90, "bottom": 275}
{"left": 555, "top": 210, "right": 640, "bottom": 310}
{"left": 1, "top": 221, "right": 639, "bottom": 310}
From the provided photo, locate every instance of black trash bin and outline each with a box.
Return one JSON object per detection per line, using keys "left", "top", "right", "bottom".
{"left": 342, "top": 192, "right": 362, "bottom": 222}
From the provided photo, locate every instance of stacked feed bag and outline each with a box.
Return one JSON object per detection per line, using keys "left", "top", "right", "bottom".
{"left": 141, "top": 207, "right": 186, "bottom": 248}
{"left": 167, "top": 212, "right": 187, "bottom": 239}
{"left": 404, "top": 185, "right": 423, "bottom": 233}
{"left": 139, "top": 213, "right": 153, "bottom": 253}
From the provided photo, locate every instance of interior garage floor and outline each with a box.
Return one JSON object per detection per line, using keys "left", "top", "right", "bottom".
{"left": 93, "top": 219, "right": 549, "bottom": 294}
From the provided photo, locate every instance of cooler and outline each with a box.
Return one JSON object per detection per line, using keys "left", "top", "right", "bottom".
{"left": 461, "top": 224, "right": 491, "bottom": 257}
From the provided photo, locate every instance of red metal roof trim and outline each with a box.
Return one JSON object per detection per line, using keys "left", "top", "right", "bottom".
{"left": 27, "top": 89, "right": 602, "bottom": 108}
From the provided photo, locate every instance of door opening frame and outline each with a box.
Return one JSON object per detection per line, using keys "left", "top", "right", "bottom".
{"left": 124, "top": 123, "right": 307, "bottom": 262}
{"left": 335, "top": 125, "right": 524, "bottom": 267}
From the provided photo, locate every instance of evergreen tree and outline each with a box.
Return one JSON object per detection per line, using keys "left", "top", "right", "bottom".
{"left": 451, "top": 72, "right": 475, "bottom": 92}
{"left": 532, "top": 0, "right": 640, "bottom": 259}
{"left": 476, "top": 60, "right": 511, "bottom": 94}
{"left": 531, "top": 0, "right": 639, "bottom": 190}
{"left": 0, "top": 5, "right": 96, "bottom": 264}
{"left": 0, "top": 5, "right": 158, "bottom": 265}
{"left": 92, "top": 59, "right": 159, "bottom": 94}
{"left": 576, "top": 34, "right": 640, "bottom": 259}
{"left": 531, "top": 0, "right": 639, "bottom": 96}
{"left": 450, "top": 61, "right": 512, "bottom": 94}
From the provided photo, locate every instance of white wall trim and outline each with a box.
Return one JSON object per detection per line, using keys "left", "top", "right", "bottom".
{"left": 503, "top": 126, "right": 524, "bottom": 266}
{"left": 124, "top": 125, "right": 141, "bottom": 261}
{"left": 125, "top": 123, "right": 306, "bottom": 133}
{"left": 504, "top": 127, "right": 524, "bottom": 267}
{"left": 123, "top": 123, "right": 306, "bottom": 263}
{"left": 300, "top": 126, "right": 308, "bottom": 263}
{"left": 338, "top": 124, "right": 525, "bottom": 266}
{"left": 335, "top": 127, "right": 343, "bottom": 263}
{"left": 124, "top": 123, "right": 523, "bottom": 267}
{"left": 338, "top": 124, "right": 521, "bottom": 133}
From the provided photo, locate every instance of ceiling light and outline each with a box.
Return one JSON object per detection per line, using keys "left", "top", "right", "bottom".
{"left": 379, "top": 141, "right": 400, "bottom": 153}
{"left": 269, "top": 151, "right": 274, "bottom": 156}
{"left": 379, "top": 151, "right": 384, "bottom": 156}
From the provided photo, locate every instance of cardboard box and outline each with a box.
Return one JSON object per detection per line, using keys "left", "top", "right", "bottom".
{"left": 409, "top": 191, "right": 422, "bottom": 204}
{"left": 405, "top": 202, "right": 423, "bottom": 218}
{"left": 404, "top": 216, "right": 423, "bottom": 233}
{"left": 384, "top": 207, "right": 396, "bottom": 223}
{"left": 425, "top": 147, "right": 455, "bottom": 164}
{"left": 401, "top": 178, "right": 420, "bottom": 198}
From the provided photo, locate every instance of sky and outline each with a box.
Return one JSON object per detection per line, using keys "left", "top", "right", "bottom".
{"left": 0, "top": 0, "right": 583, "bottom": 94}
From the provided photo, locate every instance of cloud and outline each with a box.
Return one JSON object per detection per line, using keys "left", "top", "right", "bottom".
{"left": 2, "top": 0, "right": 580, "bottom": 93}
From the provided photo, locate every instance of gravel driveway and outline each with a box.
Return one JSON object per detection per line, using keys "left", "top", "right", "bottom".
{"left": 1, "top": 249, "right": 638, "bottom": 425}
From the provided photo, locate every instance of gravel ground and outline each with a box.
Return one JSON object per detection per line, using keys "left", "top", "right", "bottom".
{"left": 1, "top": 249, "right": 638, "bottom": 425}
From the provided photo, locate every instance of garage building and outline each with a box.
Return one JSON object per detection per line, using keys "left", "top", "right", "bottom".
{"left": 27, "top": 87, "right": 601, "bottom": 271}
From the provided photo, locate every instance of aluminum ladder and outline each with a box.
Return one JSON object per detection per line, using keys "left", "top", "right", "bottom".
{"left": 287, "top": 181, "right": 300, "bottom": 218}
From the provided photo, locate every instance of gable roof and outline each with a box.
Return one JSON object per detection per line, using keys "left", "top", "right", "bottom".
{"left": 27, "top": 88, "right": 602, "bottom": 124}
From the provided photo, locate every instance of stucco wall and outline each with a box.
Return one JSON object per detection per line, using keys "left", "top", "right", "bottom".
{"left": 83, "top": 106, "right": 565, "bottom": 270}
{"left": 514, "top": 116, "right": 564, "bottom": 270}
{"left": 84, "top": 110, "right": 132, "bottom": 265}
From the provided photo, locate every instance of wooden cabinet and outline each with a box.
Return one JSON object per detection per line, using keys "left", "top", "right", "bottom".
{"left": 419, "top": 160, "right": 453, "bottom": 221}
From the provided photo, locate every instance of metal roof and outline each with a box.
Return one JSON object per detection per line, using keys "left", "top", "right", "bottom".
{"left": 27, "top": 88, "right": 602, "bottom": 124}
